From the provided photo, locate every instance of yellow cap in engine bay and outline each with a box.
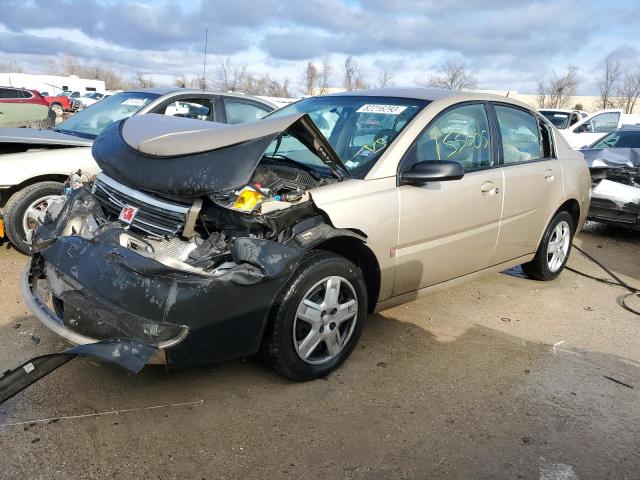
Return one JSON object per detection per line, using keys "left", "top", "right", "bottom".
{"left": 232, "top": 186, "right": 263, "bottom": 212}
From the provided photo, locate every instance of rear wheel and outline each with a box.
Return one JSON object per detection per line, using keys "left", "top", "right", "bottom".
{"left": 522, "top": 211, "right": 574, "bottom": 281}
{"left": 3, "top": 182, "right": 64, "bottom": 255}
{"left": 263, "top": 251, "right": 367, "bottom": 380}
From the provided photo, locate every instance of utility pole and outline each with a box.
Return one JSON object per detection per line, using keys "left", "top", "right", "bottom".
{"left": 202, "top": 29, "right": 208, "bottom": 91}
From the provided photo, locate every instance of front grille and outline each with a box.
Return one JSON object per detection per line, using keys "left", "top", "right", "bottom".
{"left": 92, "top": 173, "right": 191, "bottom": 237}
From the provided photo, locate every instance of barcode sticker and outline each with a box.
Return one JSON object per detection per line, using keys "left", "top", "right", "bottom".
{"left": 356, "top": 104, "right": 408, "bottom": 115}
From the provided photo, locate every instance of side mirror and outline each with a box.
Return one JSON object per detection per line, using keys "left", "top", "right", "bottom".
{"left": 400, "top": 160, "right": 464, "bottom": 186}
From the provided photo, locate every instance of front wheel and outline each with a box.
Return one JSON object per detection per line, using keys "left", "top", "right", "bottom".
{"left": 3, "top": 182, "right": 64, "bottom": 255}
{"left": 263, "top": 251, "right": 367, "bottom": 381}
{"left": 50, "top": 103, "right": 64, "bottom": 116}
{"left": 522, "top": 211, "right": 574, "bottom": 281}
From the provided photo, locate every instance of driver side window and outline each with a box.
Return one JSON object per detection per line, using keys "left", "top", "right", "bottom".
{"left": 403, "top": 103, "right": 493, "bottom": 172}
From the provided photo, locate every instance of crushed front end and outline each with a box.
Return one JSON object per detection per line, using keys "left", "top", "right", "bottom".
{"left": 584, "top": 148, "right": 640, "bottom": 229}
{"left": 22, "top": 113, "right": 352, "bottom": 367}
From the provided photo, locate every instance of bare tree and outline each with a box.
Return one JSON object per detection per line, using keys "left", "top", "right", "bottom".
{"left": 302, "top": 61, "right": 319, "bottom": 96}
{"left": 615, "top": 66, "right": 640, "bottom": 113}
{"left": 44, "top": 58, "right": 57, "bottom": 75}
{"left": 173, "top": 76, "right": 188, "bottom": 88}
{"left": 0, "top": 60, "right": 24, "bottom": 73}
{"left": 428, "top": 61, "right": 476, "bottom": 91}
{"left": 536, "top": 65, "right": 580, "bottom": 108}
{"left": 214, "top": 56, "right": 247, "bottom": 92}
{"left": 190, "top": 76, "right": 208, "bottom": 90}
{"left": 376, "top": 68, "right": 393, "bottom": 88}
{"left": 344, "top": 56, "right": 357, "bottom": 91}
{"left": 61, "top": 55, "right": 81, "bottom": 76}
{"left": 317, "top": 57, "right": 332, "bottom": 94}
{"left": 243, "top": 73, "right": 291, "bottom": 97}
{"left": 132, "top": 72, "right": 155, "bottom": 88}
{"left": 597, "top": 57, "right": 622, "bottom": 110}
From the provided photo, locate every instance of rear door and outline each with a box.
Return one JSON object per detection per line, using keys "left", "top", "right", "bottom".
{"left": 393, "top": 102, "right": 504, "bottom": 294}
{"left": 490, "top": 103, "right": 564, "bottom": 264}
{"left": 0, "top": 88, "right": 48, "bottom": 127}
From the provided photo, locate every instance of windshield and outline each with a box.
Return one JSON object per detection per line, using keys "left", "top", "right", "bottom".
{"left": 540, "top": 111, "right": 570, "bottom": 129}
{"left": 591, "top": 130, "right": 640, "bottom": 148}
{"left": 83, "top": 92, "right": 102, "bottom": 99}
{"left": 267, "top": 96, "right": 429, "bottom": 178}
{"left": 55, "top": 91, "right": 160, "bottom": 139}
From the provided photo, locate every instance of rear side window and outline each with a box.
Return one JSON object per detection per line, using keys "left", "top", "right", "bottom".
{"left": 403, "top": 103, "right": 493, "bottom": 172}
{"left": 494, "top": 105, "right": 543, "bottom": 164}
{"left": 591, "top": 112, "right": 620, "bottom": 133}
{"left": 223, "top": 98, "right": 271, "bottom": 124}
{"left": 0, "top": 88, "right": 20, "bottom": 99}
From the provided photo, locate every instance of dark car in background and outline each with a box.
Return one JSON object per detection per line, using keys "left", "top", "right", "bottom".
{"left": 581, "top": 126, "right": 640, "bottom": 230}
{"left": 0, "top": 87, "right": 54, "bottom": 128}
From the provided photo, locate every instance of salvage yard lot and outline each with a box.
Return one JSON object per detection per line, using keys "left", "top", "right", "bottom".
{"left": 0, "top": 224, "right": 638, "bottom": 479}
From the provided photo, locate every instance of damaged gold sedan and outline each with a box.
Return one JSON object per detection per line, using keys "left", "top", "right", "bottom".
{"left": 3, "top": 89, "right": 591, "bottom": 401}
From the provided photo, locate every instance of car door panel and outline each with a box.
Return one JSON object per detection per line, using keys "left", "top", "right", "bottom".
{"left": 393, "top": 102, "right": 503, "bottom": 295}
{"left": 493, "top": 159, "right": 563, "bottom": 263}
{"left": 394, "top": 169, "right": 503, "bottom": 294}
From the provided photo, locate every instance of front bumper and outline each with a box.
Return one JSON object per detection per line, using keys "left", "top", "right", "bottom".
{"left": 24, "top": 228, "right": 302, "bottom": 367}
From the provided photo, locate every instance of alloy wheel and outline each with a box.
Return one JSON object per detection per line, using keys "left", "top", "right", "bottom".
{"left": 293, "top": 275, "right": 358, "bottom": 365}
{"left": 546, "top": 220, "right": 571, "bottom": 273}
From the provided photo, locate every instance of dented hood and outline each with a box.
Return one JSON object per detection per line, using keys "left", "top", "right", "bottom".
{"left": 92, "top": 113, "right": 349, "bottom": 197}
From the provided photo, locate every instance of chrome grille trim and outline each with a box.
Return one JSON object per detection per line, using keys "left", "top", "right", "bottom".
{"left": 92, "top": 173, "right": 191, "bottom": 237}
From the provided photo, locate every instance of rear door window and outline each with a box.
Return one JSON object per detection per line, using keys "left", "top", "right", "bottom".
{"left": 223, "top": 98, "right": 271, "bottom": 124}
{"left": 494, "top": 105, "right": 543, "bottom": 164}
{"left": 0, "top": 88, "right": 20, "bottom": 99}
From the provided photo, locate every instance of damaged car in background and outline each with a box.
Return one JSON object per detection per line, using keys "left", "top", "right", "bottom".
{"left": 2, "top": 89, "right": 591, "bottom": 402}
{"left": 582, "top": 126, "right": 640, "bottom": 229}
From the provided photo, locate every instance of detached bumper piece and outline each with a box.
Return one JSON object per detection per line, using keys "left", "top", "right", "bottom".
{"left": 0, "top": 338, "right": 156, "bottom": 405}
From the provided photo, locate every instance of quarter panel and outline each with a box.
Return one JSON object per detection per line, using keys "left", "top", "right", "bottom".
{"left": 0, "top": 147, "right": 97, "bottom": 187}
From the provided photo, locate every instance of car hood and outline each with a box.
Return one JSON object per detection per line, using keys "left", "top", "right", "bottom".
{"left": 0, "top": 127, "right": 93, "bottom": 151}
{"left": 582, "top": 147, "right": 640, "bottom": 169}
{"left": 92, "top": 113, "right": 350, "bottom": 198}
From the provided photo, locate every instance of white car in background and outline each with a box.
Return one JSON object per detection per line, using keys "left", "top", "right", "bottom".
{"left": 560, "top": 109, "right": 640, "bottom": 148}
{"left": 0, "top": 87, "right": 277, "bottom": 254}
{"left": 539, "top": 108, "right": 588, "bottom": 131}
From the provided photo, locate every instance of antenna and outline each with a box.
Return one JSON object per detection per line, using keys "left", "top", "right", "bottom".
{"left": 202, "top": 29, "right": 208, "bottom": 91}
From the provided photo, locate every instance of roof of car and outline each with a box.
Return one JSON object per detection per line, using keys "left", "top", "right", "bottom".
{"left": 538, "top": 108, "right": 575, "bottom": 113}
{"left": 618, "top": 125, "right": 640, "bottom": 131}
{"left": 127, "top": 87, "right": 277, "bottom": 108}
{"left": 324, "top": 87, "right": 534, "bottom": 110}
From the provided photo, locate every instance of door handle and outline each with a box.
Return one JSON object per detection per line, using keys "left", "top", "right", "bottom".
{"left": 544, "top": 169, "right": 555, "bottom": 182}
{"left": 481, "top": 181, "right": 499, "bottom": 195}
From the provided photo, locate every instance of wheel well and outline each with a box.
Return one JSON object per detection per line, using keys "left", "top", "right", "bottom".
{"left": 1, "top": 174, "right": 68, "bottom": 207}
{"left": 557, "top": 198, "right": 580, "bottom": 231}
{"left": 314, "top": 236, "right": 381, "bottom": 313}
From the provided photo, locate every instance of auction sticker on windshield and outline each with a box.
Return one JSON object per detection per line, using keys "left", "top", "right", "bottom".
{"left": 356, "top": 104, "right": 408, "bottom": 115}
{"left": 121, "top": 99, "right": 148, "bottom": 107}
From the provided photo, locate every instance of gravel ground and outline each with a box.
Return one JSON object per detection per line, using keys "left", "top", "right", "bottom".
{"left": 0, "top": 222, "right": 638, "bottom": 479}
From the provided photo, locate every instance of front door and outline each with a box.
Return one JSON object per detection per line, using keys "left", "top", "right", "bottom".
{"left": 393, "top": 103, "right": 503, "bottom": 295}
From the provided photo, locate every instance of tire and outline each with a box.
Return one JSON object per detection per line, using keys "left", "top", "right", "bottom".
{"left": 522, "top": 211, "right": 574, "bottom": 281}
{"left": 263, "top": 251, "right": 368, "bottom": 381}
{"left": 50, "top": 103, "right": 63, "bottom": 116}
{"left": 3, "top": 181, "right": 64, "bottom": 255}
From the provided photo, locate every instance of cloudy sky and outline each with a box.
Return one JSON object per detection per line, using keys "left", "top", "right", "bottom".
{"left": 1, "top": 0, "right": 639, "bottom": 95}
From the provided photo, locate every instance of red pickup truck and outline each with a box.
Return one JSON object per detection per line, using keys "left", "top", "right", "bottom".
{"left": 42, "top": 90, "right": 82, "bottom": 115}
